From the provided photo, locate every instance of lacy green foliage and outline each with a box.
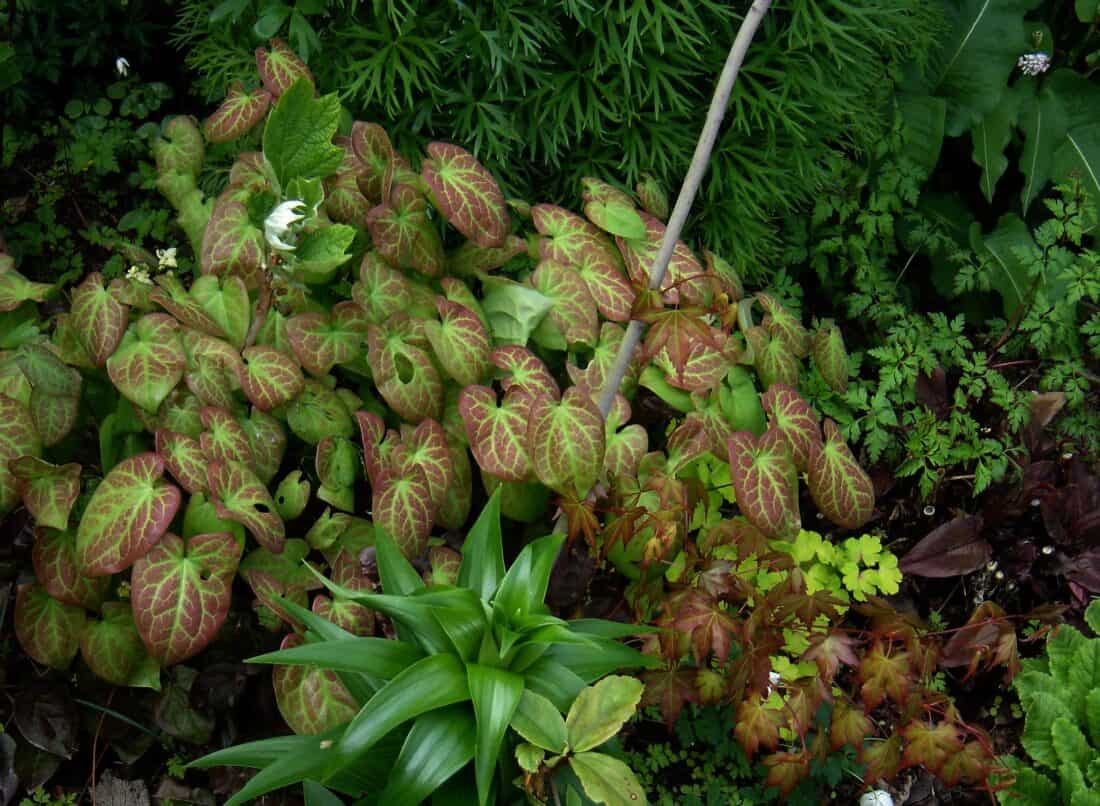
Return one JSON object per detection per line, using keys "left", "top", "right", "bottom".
{"left": 191, "top": 493, "right": 654, "bottom": 805}
{"left": 999, "top": 600, "right": 1100, "bottom": 804}
{"left": 769, "top": 531, "right": 902, "bottom": 605}
{"left": 171, "top": 0, "right": 940, "bottom": 261}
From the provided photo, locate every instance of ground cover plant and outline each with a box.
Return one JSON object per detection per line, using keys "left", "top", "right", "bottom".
{"left": 0, "top": 1, "right": 1098, "bottom": 804}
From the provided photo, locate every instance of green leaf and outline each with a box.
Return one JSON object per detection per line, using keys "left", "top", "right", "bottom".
{"left": 287, "top": 380, "right": 355, "bottom": 445}
{"left": 14, "top": 583, "right": 85, "bottom": 669}
{"left": 206, "top": 460, "right": 285, "bottom": 552}
{"left": 1054, "top": 123, "right": 1100, "bottom": 206}
{"left": 1019, "top": 80, "right": 1069, "bottom": 213}
{"left": 569, "top": 751, "right": 649, "bottom": 806}
{"left": 544, "top": 639, "right": 659, "bottom": 683}
{"left": 378, "top": 707, "right": 477, "bottom": 806}
{"left": 1052, "top": 717, "right": 1092, "bottom": 771}
{"left": 479, "top": 275, "right": 552, "bottom": 346}
{"left": 303, "top": 781, "right": 344, "bottom": 806}
{"left": 971, "top": 87, "right": 1020, "bottom": 203}
{"left": 334, "top": 653, "right": 470, "bottom": 766}
{"left": 263, "top": 79, "right": 343, "bottom": 189}
{"left": 494, "top": 534, "right": 564, "bottom": 622}
{"left": 204, "top": 82, "right": 272, "bottom": 143}
{"left": 584, "top": 198, "right": 646, "bottom": 240}
{"left": 76, "top": 453, "right": 182, "bottom": 576}
{"left": 32, "top": 527, "right": 110, "bottom": 610}
{"left": 1086, "top": 689, "right": 1100, "bottom": 748}
{"left": 11, "top": 457, "right": 80, "bottom": 531}
{"left": 516, "top": 743, "right": 546, "bottom": 773}
{"left": 250, "top": 636, "right": 424, "bottom": 679}
{"left": 295, "top": 225, "right": 357, "bottom": 283}
{"left": 566, "top": 676, "right": 643, "bottom": 752}
{"left": 1071, "top": 640, "right": 1100, "bottom": 710}
{"left": 375, "top": 525, "right": 426, "bottom": 597}
{"left": 79, "top": 602, "right": 161, "bottom": 689}
{"left": 240, "top": 346, "right": 304, "bottom": 411}
{"left": 422, "top": 142, "right": 509, "bottom": 248}
{"left": 806, "top": 419, "right": 875, "bottom": 531}
{"left": 458, "top": 488, "right": 505, "bottom": 602}
{"left": 511, "top": 689, "right": 568, "bottom": 752}
{"left": 273, "top": 633, "right": 359, "bottom": 735}
{"left": 107, "top": 314, "right": 186, "bottom": 413}
{"left": 190, "top": 274, "right": 251, "bottom": 349}
{"left": 1022, "top": 692, "right": 1075, "bottom": 769}
{"left": 522, "top": 659, "right": 587, "bottom": 713}
{"left": 526, "top": 388, "right": 605, "bottom": 498}
{"left": 898, "top": 93, "right": 946, "bottom": 177}
{"left": 467, "top": 664, "right": 524, "bottom": 805}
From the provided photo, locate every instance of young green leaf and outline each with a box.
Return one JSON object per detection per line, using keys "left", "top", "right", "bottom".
{"left": 565, "top": 676, "right": 642, "bottom": 752}
{"left": 263, "top": 79, "right": 343, "bottom": 188}
{"left": 467, "top": 664, "right": 524, "bottom": 805}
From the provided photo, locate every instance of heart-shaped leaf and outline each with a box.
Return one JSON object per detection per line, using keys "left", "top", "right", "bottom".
{"left": 422, "top": 299, "right": 491, "bottom": 386}
{"left": 80, "top": 603, "right": 161, "bottom": 689}
{"left": 204, "top": 82, "right": 272, "bottom": 143}
{"left": 747, "top": 327, "right": 799, "bottom": 390}
{"left": 392, "top": 419, "right": 453, "bottom": 513}
{"left": 760, "top": 384, "right": 822, "bottom": 473}
{"left": 156, "top": 429, "right": 208, "bottom": 494}
{"left": 200, "top": 197, "right": 266, "bottom": 289}
{"left": 150, "top": 273, "right": 228, "bottom": 340}
{"left": 366, "top": 325, "right": 443, "bottom": 423}
{"left": 0, "top": 263, "right": 51, "bottom": 312}
{"left": 181, "top": 329, "right": 243, "bottom": 409}
{"left": 352, "top": 252, "right": 415, "bottom": 323}
{"left": 190, "top": 274, "right": 251, "bottom": 349}
{"left": 32, "top": 527, "right": 111, "bottom": 610}
{"left": 367, "top": 184, "right": 444, "bottom": 277}
{"left": 491, "top": 346, "right": 560, "bottom": 403}
{"left": 727, "top": 429, "right": 800, "bottom": 540}
{"left": 154, "top": 115, "right": 204, "bottom": 176}
{"left": 76, "top": 452, "right": 182, "bottom": 576}
{"left": 583, "top": 192, "right": 646, "bottom": 240}
{"left": 527, "top": 388, "right": 605, "bottom": 498}
{"left": 287, "top": 381, "right": 355, "bottom": 444}
{"left": 757, "top": 293, "right": 810, "bottom": 358}
{"left": 240, "top": 406, "right": 287, "bottom": 485}
{"left": 207, "top": 460, "right": 285, "bottom": 552}
{"left": 107, "top": 313, "right": 186, "bottom": 413}
{"left": 447, "top": 235, "right": 527, "bottom": 277}
{"left": 200, "top": 406, "right": 255, "bottom": 466}
{"left": 421, "top": 142, "right": 509, "bottom": 247}
{"left": 530, "top": 261, "right": 598, "bottom": 348}
{"left": 806, "top": 420, "right": 874, "bottom": 530}
{"left": 373, "top": 465, "right": 434, "bottom": 558}
{"left": 131, "top": 531, "right": 243, "bottom": 665}
{"left": 458, "top": 386, "right": 531, "bottom": 482}
{"left": 812, "top": 323, "right": 849, "bottom": 394}
{"left": 14, "top": 584, "right": 85, "bottom": 669}
{"left": 272, "top": 633, "right": 358, "bottom": 735}
{"left": 898, "top": 515, "right": 990, "bottom": 577}
{"left": 239, "top": 346, "right": 304, "bottom": 411}
{"left": 287, "top": 309, "right": 363, "bottom": 376}
{"left": 349, "top": 121, "right": 395, "bottom": 202}
{"left": 69, "top": 273, "right": 128, "bottom": 366}
{"left": 11, "top": 457, "right": 80, "bottom": 531}
{"left": 256, "top": 38, "right": 314, "bottom": 97}
{"left": 616, "top": 211, "right": 704, "bottom": 304}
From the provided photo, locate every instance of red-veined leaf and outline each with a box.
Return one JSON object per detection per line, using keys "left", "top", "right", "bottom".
{"left": 393, "top": 419, "right": 453, "bottom": 513}
{"left": 858, "top": 641, "right": 911, "bottom": 710}
{"left": 272, "top": 633, "right": 358, "bottom": 735}
{"left": 530, "top": 261, "right": 598, "bottom": 348}
{"left": 757, "top": 293, "right": 809, "bottom": 358}
{"left": 901, "top": 720, "right": 963, "bottom": 774}
{"left": 256, "top": 38, "right": 313, "bottom": 97}
{"left": 812, "top": 323, "right": 849, "bottom": 394}
{"left": 447, "top": 235, "right": 527, "bottom": 277}
{"left": 200, "top": 195, "right": 266, "bottom": 289}
{"left": 366, "top": 324, "right": 443, "bottom": 422}
{"left": 199, "top": 406, "right": 254, "bottom": 465}
{"left": 373, "top": 466, "right": 434, "bottom": 558}
{"left": 239, "top": 345, "right": 304, "bottom": 411}
{"left": 458, "top": 386, "right": 531, "bottom": 482}
{"left": 32, "top": 527, "right": 110, "bottom": 610}
{"left": 423, "top": 299, "right": 491, "bottom": 386}
{"left": 352, "top": 251, "right": 415, "bottom": 324}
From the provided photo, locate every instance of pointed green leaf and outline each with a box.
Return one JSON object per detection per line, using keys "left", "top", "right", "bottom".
{"left": 80, "top": 602, "right": 161, "bottom": 689}
{"left": 263, "top": 78, "right": 342, "bottom": 187}
{"left": 70, "top": 272, "right": 128, "bottom": 367}
{"left": 32, "top": 527, "right": 110, "bottom": 610}
{"left": 107, "top": 313, "right": 186, "bottom": 413}
{"left": 379, "top": 707, "right": 477, "bottom": 806}
{"left": 566, "top": 676, "right": 642, "bottom": 753}
{"left": 295, "top": 225, "right": 358, "bottom": 284}
{"left": 11, "top": 457, "right": 80, "bottom": 531}
{"left": 374, "top": 525, "right": 425, "bottom": 596}
{"left": 352, "top": 252, "right": 414, "bottom": 324}
{"left": 76, "top": 452, "right": 182, "bottom": 576}
{"left": 570, "top": 751, "right": 649, "bottom": 806}
{"left": 190, "top": 274, "right": 251, "bottom": 349}
{"left": 511, "top": 689, "right": 568, "bottom": 752}
{"left": 241, "top": 406, "right": 287, "bottom": 484}
{"left": 467, "top": 664, "right": 524, "bottom": 805}
{"left": 493, "top": 533, "right": 564, "bottom": 621}
{"left": 14, "top": 583, "right": 85, "bottom": 669}
{"left": 287, "top": 380, "right": 355, "bottom": 444}
{"left": 527, "top": 389, "right": 605, "bottom": 498}
{"left": 207, "top": 460, "right": 285, "bottom": 552}
{"left": 811, "top": 323, "right": 849, "bottom": 394}
{"left": 458, "top": 488, "right": 505, "bottom": 602}
{"left": 1019, "top": 80, "right": 1069, "bottom": 213}
{"left": 727, "top": 429, "right": 799, "bottom": 539}
{"left": 250, "top": 636, "right": 423, "bottom": 679}
{"left": 807, "top": 420, "right": 875, "bottom": 530}
{"left": 971, "top": 89, "right": 1019, "bottom": 203}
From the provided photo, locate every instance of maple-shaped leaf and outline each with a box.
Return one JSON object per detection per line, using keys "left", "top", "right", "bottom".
{"left": 421, "top": 142, "right": 509, "bottom": 247}
{"left": 32, "top": 527, "right": 110, "bottom": 610}
{"left": 812, "top": 323, "right": 849, "bottom": 394}
{"left": 239, "top": 346, "right": 304, "bottom": 411}
{"left": 0, "top": 258, "right": 52, "bottom": 312}
{"left": 422, "top": 298, "right": 491, "bottom": 386}
{"left": 761, "top": 384, "right": 822, "bottom": 473}
{"left": 527, "top": 388, "right": 605, "bottom": 498}
{"left": 189, "top": 274, "right": 251, "bottom": 349}
{"left": 367, "top": 184, "right": 444, "bottom": 277}
{"left": 940, "top": 601, "right": 1020, "bottom": 681}
{"left": 458, "top": 385, "right": 532, "bottom": 482}
{"left": 288, "top": 309, "right": 364, "bottom": 376}
{"left": 200, "top": 196, "right": 265, "bottom": 289}
{"left": 672, "top": 590, "right": 740, "bottom": 663}
{"left": 938, "top": 741, "right": 991, "bottom": 786}
{"left": 392, "top": 419, "right": 453, "bottom": 513}
{"left": 901, "top": 720, "right": 964, "bottom": 774}
{"left": 76, "top": 453, "right": 181, "bottom": 576}
{"left": 861, "top": 734, "right": 902, "bottom": 784}
{"left": 762, "top": 751, "right": 810, "bottom": 796}
{"left": 829, "top": 702, "right": 873, "bottom": 751}
{"left": 757, "top": 293, "right": 810, "bottom": 358}
{"left": 107, "top": 313, "right": 186, "bottom": 413}
{"left": 530, "top": 261, "right": 599, "bottom": 348}
{"left": 204, "top": 81, "right": 272, "bottom": 143}
{"left": 69, "top": 272, "right": 128, "bottom": 367}
{"left": 287, "top": 380, "right": 355, "bottom": 445}
{"left": 807, "top": 420, "right": 875, "bottom": 530}
{"left": 858, "top": 641, "right": 911, "bottom": 710}
{"left": 349, "top": 121, "right": 395, "bottom": 202}
{"left": 272, "top": 633, "right": 358, "bottom": 735}
{"left": 181, "top": 329, "right": 243, "bottom": 410}
{"left": 199, "top": 406, "right": 254, "bottom": 466}
{"left": 746, "top": 327, "right": 800, "bottom": 390}
{"left": 240, "top": 407, "right": 287, "bottom": 485}
{"left": 256, "top": 38, "right": 313, "bottom": 97}
{"left": 14, "top": 583, "right": 85, "bottom": 669}
{"left": 641, "top": 666, "right": 699, "bottom": 728}
{"left": 131, "top": 531, "right": 242, "bottom": 665}
{"left": 734, "top": 694, "right": 782, "bottom": 759}
{"left": 80, "top": 603, "right": 161, "bottom": 689}
{"left": 206, "top": 460, "right": 285, "bottom": 553}
{"left": 373, "top": 466, "right": 434, "bottom": 558}
{"left": 727, "top": 430, "right": 800, "bottom": 540}
{"left": 447, "top": 234, "right": 528, "bottom": 277}
{"left": 801, "top": 631, "right": 859, "bottom": 682}
{"left": 616, "top": 211, "right": 705, "bottom": 305}
{"left": 11, "top": 457, "right": 80, "bottom": 531}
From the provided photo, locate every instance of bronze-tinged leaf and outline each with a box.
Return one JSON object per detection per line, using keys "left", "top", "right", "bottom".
{"left": 75, "top": 453, "right": 182, "bottom": 577}
{"left": 150, "top": 273, "right": 227, "bottom": 340}
{"left": 199, "top": 406, "right": 255, "bottom": 466}
{"left": 526, "top": 388, "right": 605, "bottom": 498}
{"left": 761, "top": 751, "right": 809, "bottom": 797}
{"left": 0, "top": 257, "right": 52, "bottom": 312}
{"left": 858, "top": 641, "right": 911, "bottom": 710}
{"left": 806, "top": 420, "right": 874, "bottom": 530}
{"left": 273, "top": 633, "right": 358, "bottom": 735}
{"left": 14, "top": 584, "right": 86, "bottom": 669}
{"left": 641, "top": 666, "right": 699, "bottom": 728}
{"left": 458, "top": 385, "right": 532, "bottom": 482}
{"left": 366, "top": 324, "right": 443, "bottom": 423}
{"left": 239, "top": 346, "right": 304, "bottom": 411}
{"left": 616, "top": 211, "right": 705, "bottom": 305}
{"left": 490, "top": 345, "right": 560, "bottom": 403}
{"left": 636, "top": 174, "right": 669, "bottom": 220}
{"left": 200, "top": 195, "right": 265, "bottom": 290}
{"left": 69, "top": 273, "right": 128, "bottom": 367}
{"left": 726, "top": 430, "right": 799, "bottom": 539}
{"left": 349, "top": 121, "right": 395, "bottom": 202}
{"left": 733, "top": 695, "right": 782, "bottom": 760}
{"left": 421, "top": 142, "right": 509, "bottom": 247}
{"left": 861, "top": 734, "right": 902, "bottom": 784}
{"left": 107, "top": 313, "right": 186, "bottom": 414}
{"left": 900, "top": 720, "right": 963, "bottom": 774}
{"left": 32, "top": 527, "right": 110, "bottom": 610}
{"left": 131, "top": 532, "right": 242, "bottom": 665}
{"left": 240, "top": 407, "right": 287, "bottom": 486}
{"left": 436, "top": 438, "right": 473, "bottom": 530}
{"left": 812, "top": 323, "right": 849, "bottom": 394}
{"left": 393, "top": 418, "right": 453, "bottom": 514}
{"left": 366, "top": 184, "right": 444, "bottom": 278}
{"left": 761, "top": 384, "right": 822, "bottom": 473}
{"left": 12, "top": 457, "right": 80, "bottom": 531}
{"left": 181, "top": 329, "right": 243, "bottom": 410}
{"left": 373, "top": 466, "right": 434, "bottom": 558}
{"left": 530, "top": 261, "right": 598, "bottom": 348}
{"left": 423, "top": 298, "right": 491, "bottom": 386}
{"left": 747, "top": 326, "right": 800, "bottom": 390}
{"left": 757, "top": 293, "right": 809, "bottom": 358}
{"left": 287, "top": 309, "right": 364, "bottom": 376}
{"left": 897, "top": 515, "right": 990, "bottom": 578}
{"left": 447, "top": 235, "right": 527, "bottom": 277}
{"left": 206, "top": 460, "right": 285, "bottom": 553}
{"left": 203, "top": 82, "right": 272, "bottom": 143}
{"left": 829, "top": 702, "right": 873, "bottom": 751}
{"left": 256, "top": 38, "right": 313, "bottom": 97}
{"left": 80, "top": 602, "right": 161, "bottom": 688}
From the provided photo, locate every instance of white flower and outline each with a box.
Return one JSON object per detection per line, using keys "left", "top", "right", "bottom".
{"left": 126, "top": 265, "right": 153, "bottom": 285}
{"left": 859, "top": 791, "right": 894, "bottom": 806}
{"left": 264, "top": 200, "right": 308, "bottom": 251}
{"left": 1017, "top": 52, "right": 1051, "bottom": 76}
{"left": 115, "top": 57, "right": 131, "bottom": 78}
{"left": 156, "top": 247, "right": 177, "bottom": 269}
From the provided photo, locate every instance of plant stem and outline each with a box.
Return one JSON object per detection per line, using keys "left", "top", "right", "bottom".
{"left": 595, "top": 0, "right": 772, "bottom": 419}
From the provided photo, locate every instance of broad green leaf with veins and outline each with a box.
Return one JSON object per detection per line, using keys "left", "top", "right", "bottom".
{"left": 263, "top": 79, "right": 343, "bottom": 188}
{"left": 107, "top": 313, "right": 186, "bottom": 413}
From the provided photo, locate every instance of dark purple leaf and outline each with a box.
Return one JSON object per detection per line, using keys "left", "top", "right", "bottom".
{"left": 898, "top": 515, "right": 990, "bottom": 578}
{"left": 14, "top": 684, "right": 78, "bottom": 759}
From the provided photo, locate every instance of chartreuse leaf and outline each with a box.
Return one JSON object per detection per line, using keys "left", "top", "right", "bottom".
{"left": 1022, "top": 692, "right": 1074, "bottom": 769}
{"left": 263, "top": 79, "right": 343, "bottom": 189}
{"left": 0, "top": 261, "right": 52, "bottom": 312}
{"left": 14, "top": 583, "right": 85, "bottom": 669}
{"left": 79, "top": 602, "right": 160, "bottom": 689}
{"left": 422, "top": 142, "right": 509, "bottom": 247}
{"left": 512, "top": 689, "right": 569, "bottom": 757}
{"left": 190, "top": 274, "right": 251, "bottom": 349}
{"left": 75, "top": 453, "right": 182, "bottom": 576}
{"left": 480, "top": 275, "right": 552, "bottom": 345}
{"left": 10, "top": 457, "right": 80, "bottom": 531}
{"left": 130, "top": 532, "right": 242, "bottom": 665}
{"left": 565, "top": 676, "right": 643, "bottom": 752}
{"left": 526, "top": 388, "right": 605, "bottom": 498}
{"left": 295, "top": 225, "right": 357, "bottom": 283}
{"left": 807, "top": 420, "right": 875, "bottom": 530}
{"left": 1052, "top": 716, "right": 1092, "bottom": 771}
{"left": 570, "top": 752, "right": 649, "bottom": 806}
{"left": 0, "top": 394, "right": 39, "bottom": 515}
{"left": 467, "top": 664, "right": 524, "bottom": 805}
{"left": 379, "top": 706, "right": 477, "bottom": 806}
{"left": 458, "top": 486, "right": 504, "bottom": 602}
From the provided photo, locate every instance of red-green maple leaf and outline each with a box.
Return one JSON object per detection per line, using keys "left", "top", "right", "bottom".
{"left": 938, "top": 741, "right": 991, "bottom": 786}
{"left": 421, "top": 142, "right": 508, "bottom": 247}
{"left": 807, "top": 419, "right": 874, "bottom": 530}
{"left": 366, "top": 184, "right": 444, "bottom": 277}
{"left": 204, "top": 81, "right": 271, "bottom": 143}
{"left": 812, "top": 323, "right": 849, "bottom": 393}
{"left": 761, "top": 384, "right": 822, "bottom": 473}
{"left": 76, "top": 453, "right": 181, "bottom": 576}
{"left": 734, "top": 695, "right": 782, "bottom": 759}
{"left": 256, "top": 38, "right": 313, "bottom": 97}
{"left": 107, "top": 313, "right": 186, "bottom": 413}
{"left": 32, "top": 527, "right": 110, "bottom": 610}
{"left": 829, "top": 702, "right": 873, "bottom": 751}
{"left": 901, "top": 720, "right": 964, "bottom": 774}
{"left": 458, "top": 385, "right": 532, "bottom": 482}
{"left": 641, "top": 666, "right": 699, "bottom": 728}
{"left": 526, "top": 388, "right": 605, "bottom": 498}
{"left": 762, "top": 751, "right": 810, "bottom": 796}
{"left": 239, "top": 345, "right": 304, "bottom": 411}
{"left": 131, "top": 531, "right": 242, "bottom": 665}
{"left": 673, "top": 590, "right": 740, "bottom": 663}
{"left": 11, "top": 457, "right": 80, "bottom": 531}
{"left": 200, "top": 196, "right": 265, "bottom": 289}
{"left": 858, "top": 641, "right": 912, "bottom": 710}
{"left": 272, "top": 633, "right": 358, "bottom": 735}
{"left": 801, "top": 631, "right": 860, "bottom": 682}
{"left": 640, "top": 307, "right": 721, "bottom": 387}
{"left": 14, "top": 583, "right": 85, "bottom": 669}
{"left": 861, "top": 734, "right": 902, "bottom": 783}
{"left": 206, "top": 460, "right": 285, "bottom": 553}
{"left": 726, "top": 429, "right": 800, "bottom": 539}
{"left": 69, "top": 272, "right": 128, "bottom": 367}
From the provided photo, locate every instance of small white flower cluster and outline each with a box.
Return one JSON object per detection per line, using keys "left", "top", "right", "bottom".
{"left": 264, "top": 200, "right": 308, "bottom": 252}
{"left": 1017, "top": 52, "right": 1051, "bottom": 76}
{"left": 126, "top": 265, "right": 153, "bottom": 285}
{"left": 156, "top": 247, "right": 177, "bottom": 270}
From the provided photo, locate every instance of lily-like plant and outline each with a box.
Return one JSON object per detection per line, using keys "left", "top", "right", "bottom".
{"left": 191, "top": 489, "right": 656, "bottom": 805}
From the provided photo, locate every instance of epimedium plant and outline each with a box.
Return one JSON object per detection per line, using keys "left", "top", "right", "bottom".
{"left": 190, "top": 491, "right": 655, "bottom": 805}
